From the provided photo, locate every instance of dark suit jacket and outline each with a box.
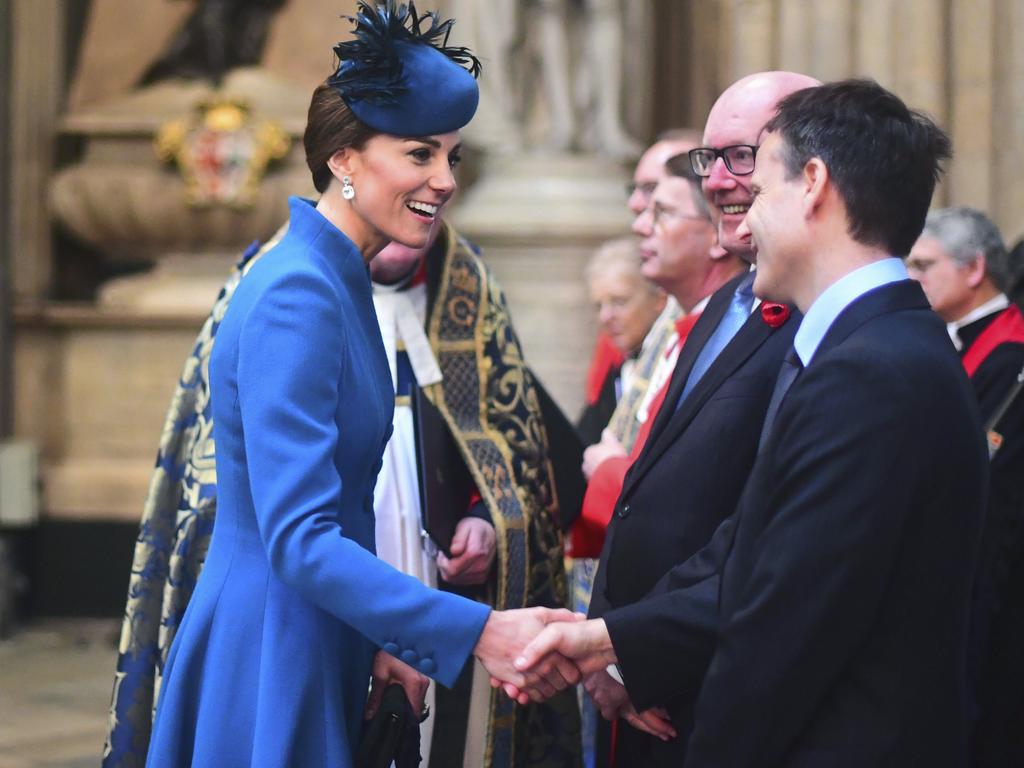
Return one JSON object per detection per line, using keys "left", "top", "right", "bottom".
{"left": 610, "top": 280, "right": 987, "bottom": 768}
{"left": 958, "top": 311, "right": 1024, "bottom": 766}
{"left": 588, "top": 273, "right": 799, "bottom": 763}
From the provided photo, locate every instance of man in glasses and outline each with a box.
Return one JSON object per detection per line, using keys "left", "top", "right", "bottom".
{"left": 626, "top": 129, "right": 703, "bottom": 218}
{"left": 527, "top": 71, "right": 820, "bottom": 767}
{"left": 575, "top": 131, "right": 707, "bottom": 524}
{"left": 516, "top": 77, "right": 984, "bottom": 768}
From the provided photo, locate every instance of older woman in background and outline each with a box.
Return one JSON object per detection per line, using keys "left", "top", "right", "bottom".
{"left": 572, "top": 236, "right": 663, "bottom": 768}
{"left": 577, "top": 237, "right": 666, "bottom": 446}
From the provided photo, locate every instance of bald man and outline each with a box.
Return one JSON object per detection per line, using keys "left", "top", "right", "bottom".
{"left": 525, "top": 72, "right": 820, "bottom": 767}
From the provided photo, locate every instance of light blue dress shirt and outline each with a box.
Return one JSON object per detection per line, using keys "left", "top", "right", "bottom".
{"left": 794, "top": 258, "right": 909, "bottom": 367}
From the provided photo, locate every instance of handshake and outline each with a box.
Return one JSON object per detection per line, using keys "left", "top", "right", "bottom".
{"left": 472, "top": 608, "right": 677, "bottom": 741}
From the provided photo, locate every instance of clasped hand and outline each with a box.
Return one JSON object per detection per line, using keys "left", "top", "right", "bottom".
{"left": 475, "top": 614, "right": 676, "bottom": 741}
{"left": 365, "top": 649, "right": 429, "bottom": 721}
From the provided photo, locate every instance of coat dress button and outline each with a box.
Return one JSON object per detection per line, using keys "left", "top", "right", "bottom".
{"left": 617, "top": 503, "right": 631, "bottom": 519}
{"left": 383, "top": 642, "right": 400, "bottom": 655}
{"left": 400, "top": 649, "right": 420, "bottom": 665}
{"left": 418, "top": 658, "right": 437, "bottom": 674}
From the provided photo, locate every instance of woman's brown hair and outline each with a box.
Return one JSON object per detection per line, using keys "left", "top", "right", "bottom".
{"left": 303, "top": 84, "right": 379, "bottom": 193}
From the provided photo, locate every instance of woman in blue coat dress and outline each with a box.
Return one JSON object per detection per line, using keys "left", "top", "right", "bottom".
{"left": 145, "top": 4, "right": 580, "bottom": 766}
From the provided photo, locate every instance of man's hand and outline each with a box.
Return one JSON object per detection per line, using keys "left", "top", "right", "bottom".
{"left": 365, "top": 649, "right": 429, "bottom": 720}
{"left": 584, "top": 670, "right": 677, "bottom": 742}
{"left": 514, "top": 617, "right": 617, "bottom": 678}
{"left": 619, "top": 702, "right": 678, "bottom": 742}
{"left": 584, "top": 669, "right": 630, "bottom": 720}
{"left": 582, "top": 429, "right": 627, "bottom": 479}
{"left": 474, "top": 608, "right": 584, "bottom": 704}
{"left": 437, "top": 518, "right": 496, "bottom": 585}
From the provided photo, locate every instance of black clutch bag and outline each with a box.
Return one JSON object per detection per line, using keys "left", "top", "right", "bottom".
{"left": 412, "top": 387, "right": 474, "bottom": 558}
{"left": 355, "top": 683, "right": 422, "bottom": 768}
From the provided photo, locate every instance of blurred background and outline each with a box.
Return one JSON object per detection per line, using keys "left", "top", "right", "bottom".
{"left": 3, "top": 0, "right": 1024, "bottom": 764}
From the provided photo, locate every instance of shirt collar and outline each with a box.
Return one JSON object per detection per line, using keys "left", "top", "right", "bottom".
{"left": 794, "top": 257, "right": 909, "bottom": 366}
{"left": 946, "top": 293, "right": 1010, "bottom": 350}
{"left": 690, "top": 294, "right": 712, "bottom": 315}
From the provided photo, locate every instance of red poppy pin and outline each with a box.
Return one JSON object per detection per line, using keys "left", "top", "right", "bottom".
{"left": 761, "top": 302, "right": 790, "bottom": 328}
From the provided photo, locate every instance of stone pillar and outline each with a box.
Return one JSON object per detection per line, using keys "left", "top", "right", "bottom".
{"left": 726, "top": 0, "right": 776, "bottom": 80}
{"left": 855, "top": 0, "right": 896, "bottom": 89}
{"left": 10, "top": 0, "right": 62, "bottom": 303}
{"left": 777, "top": 0, "right": 812, "bottom": 75}
{"left": 810, "top": 0, "right": 854, "bottom": 80}
{"left": 0, "top": 3, "right": 11, "bottom": 434}
{"left": 686, "top": 0, "right": 724, "bottom": 129}
{"left": 991, "top": 0, "right": 1024, "bottom": 242}
{"left": 950, "top": 0, "right": 996, "bottom": 214}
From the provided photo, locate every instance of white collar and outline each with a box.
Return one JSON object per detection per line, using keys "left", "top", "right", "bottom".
{"left": 947, "top": 294, "right": 1010, "bottom": 350}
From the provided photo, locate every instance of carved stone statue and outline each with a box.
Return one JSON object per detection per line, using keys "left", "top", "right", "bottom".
{"left": 448, "top": 0, "right": 645, "bottom": 159}
{"left": 141, "top": 0, "right": 287, "bottom": 86}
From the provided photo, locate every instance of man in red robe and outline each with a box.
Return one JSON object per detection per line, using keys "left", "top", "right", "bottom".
{"left": 908, "top": 206, "right": 1024, "bottom": 768}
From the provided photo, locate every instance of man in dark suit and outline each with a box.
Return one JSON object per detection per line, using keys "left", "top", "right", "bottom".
{"left": 548, "top": 71, "right": 820, "bottom": 766}
{"left": 907, "top": 208, "right": 1024, "bottom": 766}
{"left": 516, "top": 79, "right": 988, "bottom": 767}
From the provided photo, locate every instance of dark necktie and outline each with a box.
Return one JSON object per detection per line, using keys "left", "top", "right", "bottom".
{"left": 758, "top": 345, "right": 803, "bottom": 450}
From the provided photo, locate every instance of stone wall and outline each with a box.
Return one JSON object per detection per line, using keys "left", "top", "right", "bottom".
{"left": 10, "top": 0, "right": 1024, "bottom": 526}
{"left": 697, "top": 0, "right": 1024, "bottom": 244}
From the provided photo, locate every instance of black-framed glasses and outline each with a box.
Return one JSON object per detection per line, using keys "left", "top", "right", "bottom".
{"left": 688, "top": 145, "right": 758, "bottom": 177}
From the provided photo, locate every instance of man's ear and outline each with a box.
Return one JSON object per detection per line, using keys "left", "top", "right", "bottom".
{"left": 965, "top": 252, "right": 988, "bottom": 289}
{"left": 802, "top": 157, "right": 829, "bottom": 217}
{"left": 326, "top": 148, "right": 357, "bottom": 184}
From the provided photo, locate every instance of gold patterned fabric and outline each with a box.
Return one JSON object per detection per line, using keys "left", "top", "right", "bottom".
{"left": 424, "top": 224, "right": 580, "bottom": 767}
{"left": 604, "top": 298, "right": 683, "bottom": 452}
{"left": 101, "top": 232, "right": 282, "bottom": 768}
{"left": 102, "top": 223, "right": 579, "bottom": 768}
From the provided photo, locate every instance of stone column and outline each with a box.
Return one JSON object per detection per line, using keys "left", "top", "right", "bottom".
{"left": 10, "top": 0, "right": 63, "bottom": 303}
{"left": 726, "top": 0, "right": 776, "bottom": 80}
{"left": 777, "top": 0, "right": 812, "bottom": 75}
{"left": 0, "top": 3, "right": 11, "bottom": 434}
{"left": 855, "top": 0, "right": 896, "bottom": 89}
{"left": 950, "top": 0, "right": 996, "bottom": 214}
{"left": 991, "top": 0, "right": 1024, "bottom": 242}
{"left": 810, "top": 0, "right": 854, "bottom": 80}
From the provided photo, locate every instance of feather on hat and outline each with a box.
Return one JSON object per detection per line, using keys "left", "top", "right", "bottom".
{"left": 328, "top": 1, "right": 481, "bottom": 136}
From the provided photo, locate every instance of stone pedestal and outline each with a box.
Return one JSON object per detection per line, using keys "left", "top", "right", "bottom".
{"left": 452, "top": 152, "right": 633, "bottom": 416}
{"left": 50, "top": 67, "right": 313, "bottom": 311}
{"left": 14, "top": 306, "right": 205, "bottom": 521}
{"left": 20, "top": 68, "right": 312, "bottom": 522}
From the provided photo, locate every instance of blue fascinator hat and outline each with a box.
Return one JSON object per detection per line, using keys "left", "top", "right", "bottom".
{"left": 328, "top": 0, "right": 481, "bottom": 136}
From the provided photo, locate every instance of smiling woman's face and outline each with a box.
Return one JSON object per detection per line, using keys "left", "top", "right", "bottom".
{"left": 344, "top": 131, "right": 462, "bottom": 249}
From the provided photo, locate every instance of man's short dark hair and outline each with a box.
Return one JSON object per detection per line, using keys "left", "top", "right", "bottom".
{"left": 764, "top": 79, "right": 952, "bottom": 257}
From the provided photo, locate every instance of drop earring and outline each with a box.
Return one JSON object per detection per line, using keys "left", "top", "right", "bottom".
{"left": 342, "top": 175, "right": 355, "bottom": 200}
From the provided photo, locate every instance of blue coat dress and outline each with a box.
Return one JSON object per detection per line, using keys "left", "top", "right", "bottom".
{"left": 146, "top": 197, "right": 491, "bottom": 767}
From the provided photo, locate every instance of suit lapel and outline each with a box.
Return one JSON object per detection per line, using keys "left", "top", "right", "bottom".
{"left": 812, "top": 279, "right": 929, "bottom": 362}
{"left": 625, "top": 311, "right": 775, "bottom": 493}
